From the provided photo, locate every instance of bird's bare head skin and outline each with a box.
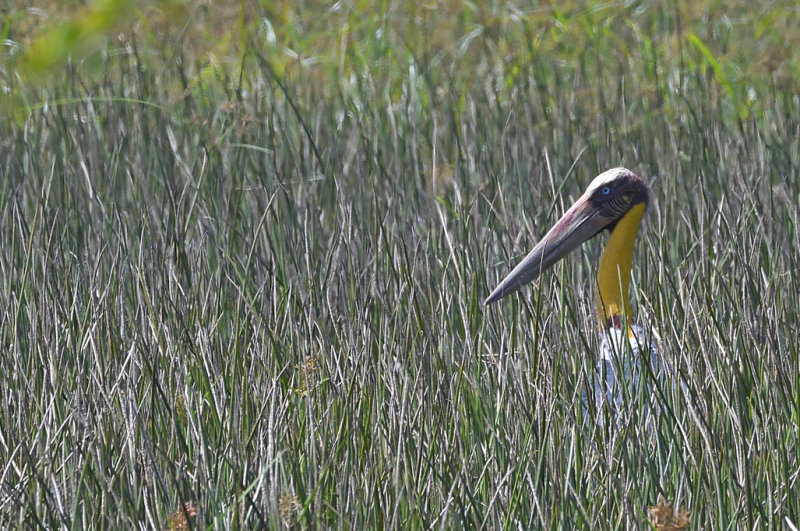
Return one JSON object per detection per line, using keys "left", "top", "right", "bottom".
{"left": 484, "top": 168, "right": 650, "bottom": 306}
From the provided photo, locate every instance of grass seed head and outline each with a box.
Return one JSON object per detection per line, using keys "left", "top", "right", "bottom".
{"left": 647, "top": 495, "right": 690, "bottom": 530}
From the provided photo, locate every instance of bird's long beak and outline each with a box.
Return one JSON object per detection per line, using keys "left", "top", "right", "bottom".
{"left": 485, "top": 194, "right": 611, "bottom": 305}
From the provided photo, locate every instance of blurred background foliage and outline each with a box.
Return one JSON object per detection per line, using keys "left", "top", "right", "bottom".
{"left": 3, "top": 0, "right": 799, "bottom": 121}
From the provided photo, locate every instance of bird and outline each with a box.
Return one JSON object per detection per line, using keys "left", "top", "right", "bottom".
{"left": 485, "top": 167, "right": 663, "bottom": 423}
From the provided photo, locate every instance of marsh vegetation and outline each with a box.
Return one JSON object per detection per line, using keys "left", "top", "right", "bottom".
{"left": 1, "top": 1, "right": 799, "bottom": 528}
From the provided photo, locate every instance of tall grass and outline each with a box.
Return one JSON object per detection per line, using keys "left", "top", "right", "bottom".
{"left": 1, "top": 1, "right": 799, "bottom": 528}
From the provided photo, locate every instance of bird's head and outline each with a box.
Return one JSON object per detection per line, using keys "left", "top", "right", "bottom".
{"left": 485, "top": 168, "right": 650, "bottom": 305}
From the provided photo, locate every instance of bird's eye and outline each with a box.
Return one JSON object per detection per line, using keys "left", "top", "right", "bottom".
{"left": 601, "top": 186, "right": 611, "bottom": 195}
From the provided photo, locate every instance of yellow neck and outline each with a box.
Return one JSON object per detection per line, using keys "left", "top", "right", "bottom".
{"left": 595, "top": 202, "right": 646, "bottom": 328}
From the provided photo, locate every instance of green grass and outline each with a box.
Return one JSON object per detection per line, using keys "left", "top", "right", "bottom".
{"left": 1, "top": 1, "right": 799, "bottom": 528}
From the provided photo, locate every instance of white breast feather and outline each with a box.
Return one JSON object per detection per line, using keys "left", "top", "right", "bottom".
{"left": 590, "top": 323, "right": 666, "bottom": 427}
